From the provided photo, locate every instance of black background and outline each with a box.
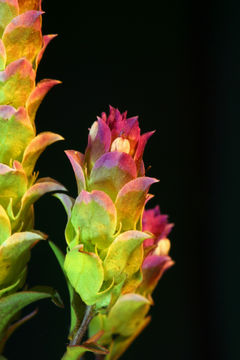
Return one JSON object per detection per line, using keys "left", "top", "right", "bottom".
{"left": 4, "top": 0, "right": 240, "bottom": 359}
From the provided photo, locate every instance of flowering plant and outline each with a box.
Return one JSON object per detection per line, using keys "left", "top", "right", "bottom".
{"left": 0, "top": 2, "right": 174, "bottom": 359}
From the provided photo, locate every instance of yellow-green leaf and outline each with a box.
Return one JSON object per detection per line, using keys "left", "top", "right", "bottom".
{"left": 64, "top": 249, "right": 111, "bottom": 306}
{"left": 0, "top": 205, "right": 11, "bottom": 245}
{"left": 0, "top": 106, "right": 34, "bottom": 165}
{"left": 104, "top": 231, "right": 150, "bottom": 284}
{"left": 0, "top": 231, "right": 44, "bottom": 289}
{"left": 106, "top": 316, "right": 151, "bottom": 360}
{"left": 0, "top": 58, "right": 35, "bottom": 108}
{"left": 0, "top": 289, "right": 55, "bottom": 341}
{"left": 106, "top": 294, "right": 150, "bottom": 337}
{"left": 70, "top": 190, "right": 116, "bottom": 249}
{"left": 0, "top": 161, "right": 27, "bottom": 210}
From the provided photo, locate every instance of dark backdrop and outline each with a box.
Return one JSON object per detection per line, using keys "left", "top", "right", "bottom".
{"left": 4, "top": 1, "right": 240, "bottom": 359}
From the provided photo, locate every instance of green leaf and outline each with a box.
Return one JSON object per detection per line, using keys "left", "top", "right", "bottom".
{"left": 103, "top": 231, "right": 150, "bottom": 284}
{"left": 0, "top": 290, "right": 53, "bottom": 341}
{"left": 106, "top": 294, "right": 150, "bottom": 337}
{"left": 0, "top": 161, "right": 27, "bottom": 210}
{"left": 70, "top": 190, "right": 117, "bottom": 249}
{"left": 0, "top": 106, "right": 34, "bottom": 166}
{"left": 64, "top": 249, "right": 103, "bottom": 305}
{"left": 64, "top": 248, "right": 112, "bottom": 306}
{"left": 49, "top": 241, "right": 65, "bottom": 270}
{"left": 0, "top": 231, "right": 44, "bottom": 288}
{"left": 89, "top": 313, "right": 111, "bottom": 345}
{"left": 0, "top": 308, "right": 38, "bottom": 354}
{"left": 30, "top": 286, "right": 64, "bottom": 308}
{"left": 49, "top": 241, "right": 83, "bottom": 338}
{"left": 0, "top": 267, "right": 26, "bottom": 298}
{"left": 0, "top": 205, "right": 11, "bottom": 245}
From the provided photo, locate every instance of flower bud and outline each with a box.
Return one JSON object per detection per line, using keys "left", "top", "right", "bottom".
{"left": 110, "top": 137, "right": 130, "bottom": 154}
{"left": 154, "top": 238, "right": 171, "bottom": 256}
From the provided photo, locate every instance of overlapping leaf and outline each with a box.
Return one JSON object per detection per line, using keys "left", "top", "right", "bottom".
{"left": 64, "top": 248, "right": 113, "bottom": 306}
{"left": 0, "top": 58, "right": 35, "bottom": 108}
{"left": 70, "top": 190, "right": 117, "bottom": 249}
{"left": 104, "top": 231, "right": 150, "bottom": 284}
{"left": 3, "top": 10, "right": 43, "bottom": 65}
{"left": 0, "top": 106, "right": 34, "bottom": 165}
{"left": 89, "top": 151, "right": 137, "bottom": 201}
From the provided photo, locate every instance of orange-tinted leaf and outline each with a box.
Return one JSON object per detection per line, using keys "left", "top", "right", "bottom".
{"left": 26, "top": 79, "right": 61, "bottom": 125}
{"left": 35, "top": 34, "right": 57, "bottom": 68}
{"left": 18, "top": 0, "right": 41, "bottom": 13}
{"left": 0, "top": 0, "right": 19, "bottom": 37}
{"left": 65, "top": 150, "right": 86, "bottom": 194}
{"left": 3, "top": 10, "right": 43, "bottom": 65}
{"left": 22, "top": 131, "right": 64, "bottom": 176}
{"left": 115, "top": 177, "right": 158, "bottom": 231}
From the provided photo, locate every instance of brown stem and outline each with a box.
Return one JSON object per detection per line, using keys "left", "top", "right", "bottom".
{"left": 70, "top": 305, "right": 93, "bottom": 346}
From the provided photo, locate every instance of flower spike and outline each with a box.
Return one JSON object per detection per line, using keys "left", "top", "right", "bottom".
{"left": 62, "top": 106, "right": 174, "bottom": 359}
{"left": 0, "top": 0, "right": 64, "bottom": 349}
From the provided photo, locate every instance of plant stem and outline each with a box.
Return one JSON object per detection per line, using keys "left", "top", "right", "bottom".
{"left": 70, "top": 305, "right": 93, "bottom": 346}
